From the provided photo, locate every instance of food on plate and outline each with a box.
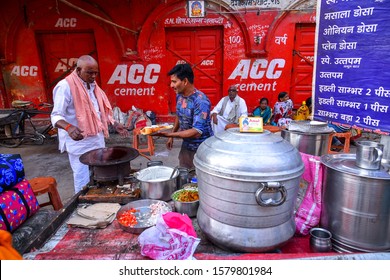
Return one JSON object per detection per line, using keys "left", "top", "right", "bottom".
{"left": 117, "top": 201, "right": 171, "bottom": 229}
{"left": 172, "top": 188, "right": 199, "bottom": 202}
{"left": 117, "top": 208, "right": 138, "bottom": 227}
{"left": 140, "top": 125, "right": 173, "bottom": 135}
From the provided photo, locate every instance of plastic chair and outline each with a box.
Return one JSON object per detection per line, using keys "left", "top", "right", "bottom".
{"left": 327, "top": 131, "right": 351, "bottom": 154}
{"left": 29, "top": 177, "right": 63, "bottom": 210}
{"left": 132, "top": 127, "right": 155, "bottom": 156}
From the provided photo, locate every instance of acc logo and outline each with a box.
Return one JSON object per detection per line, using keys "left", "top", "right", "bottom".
{"left": 228, "top": 59, "right": 285, "bottom": 80}
{"left": 55, "top": 18, "right": 77, "bottom": 28}
{"left": 108, "top": 64, "right": 161, "bottom": 84}
{"left": 11, "top": 66, "right": 38, "bottom": 76}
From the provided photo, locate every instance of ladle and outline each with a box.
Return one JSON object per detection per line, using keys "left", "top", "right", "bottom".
{"left": 169, "top": 166, "right": 179, "bottom": 179}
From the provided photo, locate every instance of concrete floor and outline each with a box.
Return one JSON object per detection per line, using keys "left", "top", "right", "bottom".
{"left": 0, "top": 133, "right": 182, "bottom": 206}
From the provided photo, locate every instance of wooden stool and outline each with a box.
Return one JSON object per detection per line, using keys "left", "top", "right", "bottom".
{"left": 132, "top": 127, "right": 155, "bottom": 156}
{"left": 29, "top": 177, "right": 63, "bottom": 210}
{"left": 327, "top": 131, "right": 352, "bottom": 154}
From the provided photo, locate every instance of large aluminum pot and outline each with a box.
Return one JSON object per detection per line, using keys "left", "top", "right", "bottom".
{"left": 320, "top": 154, "right": 390, "bottom": 252}
{"left": 135, "top": 166, "right": 179, "bottom": 201}
{"left": 281, "top": 129, "right": 330, "bottom": 156}
{"left": 194, "top": 128, "right": 304, "bottom": 252}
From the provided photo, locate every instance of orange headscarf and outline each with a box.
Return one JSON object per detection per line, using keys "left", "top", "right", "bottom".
{"left": 66, "top": 70, "right": 114, "bottom": 137}
{"left": 0, "top": 230, "right": 23, "bottom": 260}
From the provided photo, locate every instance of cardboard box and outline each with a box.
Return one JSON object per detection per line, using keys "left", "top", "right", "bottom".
{"left": 239, "top": 117, "right": 263, "bottom": 132}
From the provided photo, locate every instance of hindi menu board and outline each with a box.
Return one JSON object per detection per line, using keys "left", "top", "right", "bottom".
{"left": 313, "top": 0, "right": 390, "bottom": 134}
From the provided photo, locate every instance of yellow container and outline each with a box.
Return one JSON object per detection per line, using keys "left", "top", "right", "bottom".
{"left": 239, "top": 117, "right": 263, "bottom": 132}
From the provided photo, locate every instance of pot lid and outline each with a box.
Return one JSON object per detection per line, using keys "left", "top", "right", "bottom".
{"left": 79, "top": 146, "right": 139, "bottom": 166}
{"left": 287, "top": 120, "right": 334, "bottom": 134}
{"left": 321, "top": 153, "right": 390, "bottom": 180}
{"left": 193, "top": 128, "right": 304, "bottom": 181}
{"left": 135, "top": 166, "right": 179, "bottom": 182}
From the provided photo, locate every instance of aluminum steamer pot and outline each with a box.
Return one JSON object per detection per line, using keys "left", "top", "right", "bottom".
{"left": 135, "top": 166, "right": 179, "bottom": 201}
{"left": 320, "top": 154, "right": 390, "bottom": 252}
{"left": 281, "top": 129, "right": 330, "bottom": 156}
{"left": 194, "top": 128, "right": 304, "bottom": 252}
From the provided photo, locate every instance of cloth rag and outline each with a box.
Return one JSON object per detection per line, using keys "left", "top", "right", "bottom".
{"left": 67, "top": 203, "right": 121, "bottom": 229}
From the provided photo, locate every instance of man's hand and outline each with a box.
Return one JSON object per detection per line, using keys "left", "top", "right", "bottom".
{"left": 211, "top": 113, "right": 218, "bottom": 124}
{"left": 224, "top": 123, "right": 239, "bottom": 130}
{"left": 166, "top": 137, "right": 173, "bottom": 150}
{"left": 67, "top": 125, "right": 84, "bottom": 141}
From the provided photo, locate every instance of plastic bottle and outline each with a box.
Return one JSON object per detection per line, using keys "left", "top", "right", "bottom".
{"left": 294, "top": 101, "right": 309, "bottom": 121}
{"left": 190, "top": 176, "right": 197, "bottom": 184}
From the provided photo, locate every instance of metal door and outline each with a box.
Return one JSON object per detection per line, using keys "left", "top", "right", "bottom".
{"left": 36, "top": 32, "right": 97, "bottom": 103}
{"left": 166, "top": 27, "right": 223, "bottom": 112}
{"left": 290, "top": 24, "right": 316, "bottom": 108}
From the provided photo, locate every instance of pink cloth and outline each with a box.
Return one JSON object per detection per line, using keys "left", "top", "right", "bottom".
{"left": 66, "top": 70, "right": 114, "bottom": 137}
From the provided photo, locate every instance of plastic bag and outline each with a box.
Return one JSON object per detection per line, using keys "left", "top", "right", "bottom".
{"left": 125, "top": 107, "right": 152, "bottom": 130}
{"left": 294, "top": 152, "right": 323, "bottom": 235}
{"left": 138, "top": 212, "right": 200, "bottom": 260}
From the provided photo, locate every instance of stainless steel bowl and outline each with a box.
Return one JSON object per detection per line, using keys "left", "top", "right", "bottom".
{"left": 135, "top": 166, "right": 179, "bottom": 201}
{"left": 171, "top": 188, "right": 199, "bottom": 217}
{"left": 116, "top": 199, "right": 172, "bottom": 234}
{"left": 309, "top": 227, "right": 332, "bottom": 252}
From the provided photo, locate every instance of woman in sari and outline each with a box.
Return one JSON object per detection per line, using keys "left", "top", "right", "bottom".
{"left": 253, "top": 97, "right": 272, "bottom": 124}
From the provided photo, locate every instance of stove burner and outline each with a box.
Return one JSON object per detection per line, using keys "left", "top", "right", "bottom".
{"left": 80, "top": 146, "right": 139, "bottom": 186}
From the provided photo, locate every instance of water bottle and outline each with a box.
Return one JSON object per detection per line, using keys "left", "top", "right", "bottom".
{"left": 190, "top": 176, "right": 197, "bottom": 184}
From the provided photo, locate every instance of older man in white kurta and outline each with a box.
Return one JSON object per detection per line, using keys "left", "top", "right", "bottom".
{"left": 51, "top": 55, "right": 128, "bottom": 193}
{"left": 211, "top": 85, "right": 248, "bottom": 134}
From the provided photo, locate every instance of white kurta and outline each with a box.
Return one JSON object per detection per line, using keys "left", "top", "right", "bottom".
{"left": 211, "top": 95, "right": 248, "bottom": 134}
{"left": 51, "top": 79, "right": 105, "bottom": 193}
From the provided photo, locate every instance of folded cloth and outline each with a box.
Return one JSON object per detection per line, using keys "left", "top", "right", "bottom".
{"left": 67, "top": 203, "right": 121, "bottom": 229}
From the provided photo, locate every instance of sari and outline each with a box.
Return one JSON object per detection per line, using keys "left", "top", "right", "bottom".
{"left": 253, "top": 106, "right": 272, "bottom": 124}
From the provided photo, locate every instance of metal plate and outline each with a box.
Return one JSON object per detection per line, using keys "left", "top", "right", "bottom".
{"left": 321, "top": 153, "right": 390, "bottom": 180}
{"left": 79, "top": 146, "right": 139, "bottom": 166}
{"left": 116, "top": 199, "right": 172, "bottom": 234}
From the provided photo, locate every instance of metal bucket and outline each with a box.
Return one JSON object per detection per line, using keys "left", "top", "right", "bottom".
{"left": 281, "top": 129, "right": 330, "bottom": 156}
{"left": 194, "top": 128, "right": 304, "bottom": 252}
{"left": 320, "top": 154, "right": 390, "bottom": 252}
{"left": 135, "top": 166, "right": 179, "bottom": 201}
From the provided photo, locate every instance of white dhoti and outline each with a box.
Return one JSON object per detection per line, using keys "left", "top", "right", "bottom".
{"left": 212, "top": 115, "right": 231, "bottom": 135}
{"left": 68, "top": 153, "right": 91, "bottom": 193}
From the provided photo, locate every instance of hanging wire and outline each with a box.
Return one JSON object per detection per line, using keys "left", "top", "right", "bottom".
{"left": 58, "top": 0, "right": 138, "bottom": 34}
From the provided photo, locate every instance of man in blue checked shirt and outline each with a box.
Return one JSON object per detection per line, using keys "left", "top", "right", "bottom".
{"left": 156, "top": 63, "right": 213, "bottom": 169}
